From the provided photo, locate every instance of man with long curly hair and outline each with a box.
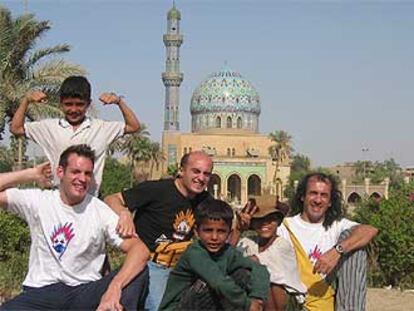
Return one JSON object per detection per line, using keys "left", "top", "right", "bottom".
{"left": 277, "top": 172, "right": 378, "bottom": 311}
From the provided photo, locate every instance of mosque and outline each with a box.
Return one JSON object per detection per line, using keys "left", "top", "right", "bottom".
{"left": 159, "top": 4, "right": 290, "bottom": 204}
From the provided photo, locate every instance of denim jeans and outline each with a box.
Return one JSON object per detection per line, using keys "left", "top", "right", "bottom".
{"left": 0, "top": 266, "right": 149, "bottom": 311}
{"left": 145, "top": 261, "right": 171, "bottom": 311}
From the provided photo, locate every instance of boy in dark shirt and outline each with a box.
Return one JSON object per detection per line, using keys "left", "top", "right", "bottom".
{"left": 159, "top": 199, "right": 270, "bottom": 311}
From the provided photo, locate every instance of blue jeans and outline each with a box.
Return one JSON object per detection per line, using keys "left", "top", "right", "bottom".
{"left": 0, "top": 266, "right": 149, "bottom": 310}
{"left": 145, "top": 261, "right": 171, "bottom": 311}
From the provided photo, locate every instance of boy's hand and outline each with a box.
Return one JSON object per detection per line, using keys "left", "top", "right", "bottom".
{"left": 236, "top": 200, "right": 257, "bottom": 231}
{"left": 99, "top": 92, "right": 123, "bottom": 105}
{"left": 116, "top": 210, "right": 137, "bottom": 238}
{"left": 249, "top": 298, "right": 264, "bottom": 311}
{"left": 25, "top": 90, "right": 47, "bottom": 104}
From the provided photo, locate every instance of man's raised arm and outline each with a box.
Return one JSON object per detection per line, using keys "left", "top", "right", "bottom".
{"left": 0, "top": 162, "right": 52, "bottom": 209}
{"left": 10, "top": 90, "right": 48, "bottom": 136}
{"left": 104, "top": 192, "right": 136, "bottom": 238}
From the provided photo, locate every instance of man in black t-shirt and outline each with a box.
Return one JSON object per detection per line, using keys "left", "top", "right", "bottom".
{"left": 105, "top": 151, "right": 213, "bottom": 310}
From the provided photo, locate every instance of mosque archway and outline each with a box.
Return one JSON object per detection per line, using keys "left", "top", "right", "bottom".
{"left": 208, "top": 174, "right": 222, "bottom": 199}
{"left": 215, "top": 116, "right": 221, "bottom": 128}
{"left": 347, "top": 192, "right": 362, "bottom": 204}
{"left": 237, "top": 117, "right": 242, "bottom": 128}
{"left": 227, "top": 174, "right": 241, "bottom": 203}
{"left": 226, "top": 116, "right": 232, "bottom": 128}
{"left": 247, "top": 174, "right": 261, "bottom": 196}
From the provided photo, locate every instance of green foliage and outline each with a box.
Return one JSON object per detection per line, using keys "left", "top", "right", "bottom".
{"left": 167, "top": 163, "right": 178, "bottom": 177}
{"left": 0, "top": 144, "right": 14, "bottom": 172}
{"left": 0, "top": 211, "right": 30, "bottom": 298}
{"left": 100, "top": 157, "right": 133, "bottom": 197}
{"left": 353, "top": 182, "right": 414, "bottom": 288}
{"left": 0, "top": 5, "right": 84, "bottom": 140}
{"left": 353, "top": 158, "right": 403, "bottom": 187}
{"left": 284, "top": 153, "right": 311, "bottom": 199}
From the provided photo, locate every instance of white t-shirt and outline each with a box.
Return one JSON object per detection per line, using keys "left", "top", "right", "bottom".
{"left": 6, "top": 188, "right": 124, "bottom": 287}
{"left": 25, "top": 117, "right": 125, "bottom": 195}
{"left": 278, "top": 215, "right": 358, "bottom": 265}
{"left": 238, "top": 236, "right": 307, "bottom": 296}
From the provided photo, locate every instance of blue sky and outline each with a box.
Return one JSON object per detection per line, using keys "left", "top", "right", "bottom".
{"left": 4, "top": 0, "right": 414, "bottom": 167}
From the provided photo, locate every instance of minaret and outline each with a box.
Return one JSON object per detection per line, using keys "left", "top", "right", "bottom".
{"left": 162, "top": 3, "right": 183, "bottom": 131}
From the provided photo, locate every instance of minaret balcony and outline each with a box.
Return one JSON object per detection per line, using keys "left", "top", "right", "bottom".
{"left": 163, "top": 34, "right": 183, "bottom": 46}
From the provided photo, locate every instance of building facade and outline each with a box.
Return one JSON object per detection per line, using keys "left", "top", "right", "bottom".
{"left": 160, "top": 4, "right": 290, "bottom": 204}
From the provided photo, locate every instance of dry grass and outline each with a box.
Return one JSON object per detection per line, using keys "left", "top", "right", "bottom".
{"left": 367, "top": 288, "right": 414, "bottom": 311}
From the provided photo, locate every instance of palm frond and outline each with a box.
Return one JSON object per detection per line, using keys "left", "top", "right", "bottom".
{"left": 26, "top": 44, "right": 71, "bottom": 68}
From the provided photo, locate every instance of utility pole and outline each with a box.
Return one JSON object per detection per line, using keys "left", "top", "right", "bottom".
{"left": 362, "top": 147, "right": 369, "bottom": 178}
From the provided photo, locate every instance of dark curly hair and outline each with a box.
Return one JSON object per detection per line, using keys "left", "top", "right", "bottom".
{"left": 291, "top": 172, "right": 344, "bottom": 230}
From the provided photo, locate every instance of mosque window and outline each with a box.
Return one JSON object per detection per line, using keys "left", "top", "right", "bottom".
{"left": 189, "top": 147, "right": 192, "bottom": 152}
{"left": 226, "top": 116, "right": 232, "bottom": 128}
{"left": 184, "top": 147, "right": 187, "bottom": 154}
{"left": 232, "top": 148, "right": 236, "bottom": 157}
{"left": 227, "top": 148, "right": 231, "bottom": 156}
{"left": 216, "top": 116, "right": 221, "bottom": 128}
{"left": 237, "top": 117, "right": 242, "bottom": 128}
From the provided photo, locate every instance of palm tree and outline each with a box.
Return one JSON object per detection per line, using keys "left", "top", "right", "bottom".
{"left": 0, "top": 143, "right": 14, "bottom": 172}
{"left": 148, "top": 141, "right": 165, "bottom": 177}
{"left": 0, "top": 6, "right": 84, "bottom": 165}
{"left": 268, "top": 130, "right": 293, "bottom": 195}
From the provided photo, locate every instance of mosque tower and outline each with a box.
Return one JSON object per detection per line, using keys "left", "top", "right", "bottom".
{"left": 162, "top": 3, "right": 183, "bottom": 131}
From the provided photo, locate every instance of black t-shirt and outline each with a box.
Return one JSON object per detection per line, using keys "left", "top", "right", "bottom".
{"left": 122, "top": 179, "right": 210, "bottom": 252}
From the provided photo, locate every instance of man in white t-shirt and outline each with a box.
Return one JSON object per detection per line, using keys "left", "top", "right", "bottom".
{"left": 277, "top": 173, "right": 378, "bottom": 311}
{"left": 10, "top": 75, "right": 140, "bottom": 196}
{"left": 0, "top": 144, "right": 149, "bottom": 310}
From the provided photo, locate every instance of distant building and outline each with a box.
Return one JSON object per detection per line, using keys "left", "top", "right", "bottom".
{"left": 158, "top": 4, "right": 290, "bottom": 204}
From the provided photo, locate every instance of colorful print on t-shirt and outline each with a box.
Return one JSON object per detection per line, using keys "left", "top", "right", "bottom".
{"left": 50, "top": 222, "right": 75, "bottom": 260}
{"left": 172, "top": 210, "right": 195, "bottom": 241}
{"left": 309, "top": 245, "right": 322, "bottom": 264}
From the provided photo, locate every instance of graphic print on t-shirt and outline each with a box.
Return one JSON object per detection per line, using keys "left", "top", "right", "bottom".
{"left": 50, "top": 222, "right": 75, "bottom": 260}
{"left": 309, "top": 245, "right": 322, "bottom": 264}
{"left": 172, "top": 210, "right": 195, "bottom": 241}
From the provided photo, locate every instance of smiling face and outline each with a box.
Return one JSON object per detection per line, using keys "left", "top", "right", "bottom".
{"left": 60, "top": 97, "right": 90, "bottom": 126}
{"left": 176, "top": 152, "right": 213, "bottom": 198}
{"left": 252, "top": 214, "right": 281, "bottom": 239}
{"left": 301, "top": 177, "right": 332, "bottom": 224}
{"left": 57, "top": 153, "right": 93, "bottom": 205}
{"left": 197, "top": 219, "right": 230, "bottom": 254}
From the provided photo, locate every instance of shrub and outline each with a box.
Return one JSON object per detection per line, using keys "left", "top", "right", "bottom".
{"left": 353, "top": 182, "right": 414, "bottom": 288}
{"left": 0, "top": 211, "right": 30, "bottom": 299}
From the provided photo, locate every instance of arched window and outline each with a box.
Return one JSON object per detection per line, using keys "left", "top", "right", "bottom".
{"left": 237, "top": 117, "right": 242, "bottom": 128}
{"left": 232, "top": 148, "right": 236, "bottom": 157}
{"left": 183, "top": 147, "right": 187, "bottom": 154}
{"left": 226, "top": 116, "right": 232, "bottom": 128}
{"left": 227, "top": 148, "right": 231, "bottom": 156}
{"left": 216, "top": 116, "right": 221, "bottom": 128}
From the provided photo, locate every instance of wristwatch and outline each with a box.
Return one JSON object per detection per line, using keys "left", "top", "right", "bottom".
{"left": 334, "top": 243, "right": 345, "bottom": 255}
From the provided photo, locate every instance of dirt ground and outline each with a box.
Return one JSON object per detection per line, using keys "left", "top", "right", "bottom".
{"left": 367, "top": 288, "right": 414, "bottom": 311}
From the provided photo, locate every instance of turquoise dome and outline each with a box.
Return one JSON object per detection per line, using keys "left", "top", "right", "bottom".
{"left": 190, "top": 66, "right": 261, "bottom": 115}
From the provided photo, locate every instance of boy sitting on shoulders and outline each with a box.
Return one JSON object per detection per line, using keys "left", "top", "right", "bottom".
{"left": 159, "top": 199, "right": 270, "bottom": 311}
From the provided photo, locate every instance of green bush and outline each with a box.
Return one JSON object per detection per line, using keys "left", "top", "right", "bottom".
{"left": 353, "top": 182, "right": 414, "bottom": 288}
{"left": 0, "top": 211, "right": 30, "bottom": 299}
{"left": 100, "top": 157, "right": 133, "bottom": 198}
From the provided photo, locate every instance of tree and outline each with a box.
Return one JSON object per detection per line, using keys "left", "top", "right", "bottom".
{"left": 353, "top": 182, "right": 414, "bottom": 288}
{"left": 354, "top": 158, "right": 403, "bottom": 187}
{"left": 0, "top": 6, "right": 84, "bottom": 164}
{"left": 0, "top": 143, "right": 13, "bottom": 172}
{"left": 284, "top": 153, "right": 311, "bottom": 199}
{"left": 268, "top": 130, "right": 293, "bottom": 195}
{"left": 100, "top": 157, "right": 133, "bottom": 198}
